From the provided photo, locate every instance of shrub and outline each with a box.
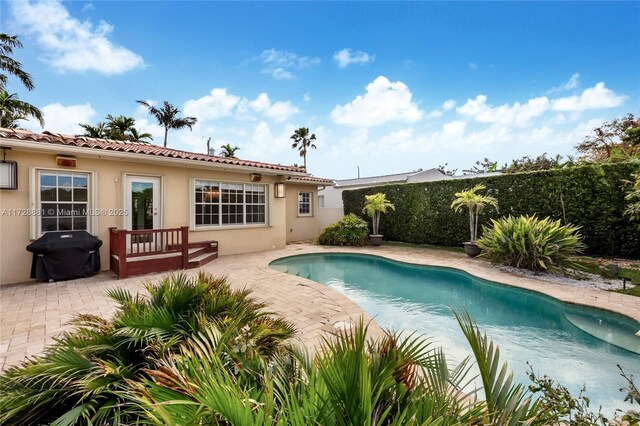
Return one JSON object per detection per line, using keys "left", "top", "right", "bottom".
{"left": 0, "top": 273, "right": 294, "bottom": 425}
{"left": 342, "top": 161, "right": 640, "bottom": 257}
{"left": 476, "top": 215, "right": 586, "bottom": 272}
{"left": 318, "top": 213, "right": 370, "bottom": 246}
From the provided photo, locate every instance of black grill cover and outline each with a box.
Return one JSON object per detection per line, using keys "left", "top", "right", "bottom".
{"left": 26, "top": 231, "right": 102, "bottom": 281}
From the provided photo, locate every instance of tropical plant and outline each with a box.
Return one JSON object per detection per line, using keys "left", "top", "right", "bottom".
{"left": 127, "top": 127, "right": 154, "bottom": 143}
{"left": 0, "top": 89, "right": 44, "bottom": 128}
{"left": 476, "top": 215, "right": 587, "bottom": 273}
{"left": 0, "top": 34, "right": 42, "bottom": 129}
{"left": 78, "top": 122, "right": 108, "bottom": 138}
{"left": 0, "top": 273, "right": 294, "bottom": 425}
{"left": 362, "top": 192, "right": 395, "bottom": 236}
{"left": 136, "top": 100, "right": 197, "bottom": 147}
{"left": 0, "top": 34, "right": 34, "bottom": 91}
{"left": 318, "top": 213, "right": 370, "bottom": 246}
{"left": 220, "top": 143, "right": 240, "bottom": 158}
{"left": 450, "top": 184, "right": 498, "bottom": 243}
{"left": 290, "top": 127, "right": 317, "bottom": 170}
{"left": 79, "top": 116, "right": 151, "bottom": 142}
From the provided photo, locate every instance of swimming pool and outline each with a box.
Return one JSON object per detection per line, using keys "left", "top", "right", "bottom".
{"left": 270, "top": 253, "right": 640, "bottom": 415}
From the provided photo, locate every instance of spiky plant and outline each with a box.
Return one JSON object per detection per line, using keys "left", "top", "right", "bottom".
{"left": 476, "top": 215, "right": 587, "bottom": 273}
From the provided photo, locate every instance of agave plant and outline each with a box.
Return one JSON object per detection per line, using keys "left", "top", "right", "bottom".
{"left": 476, "top": 214, "right": 587, "bottom": 273}
{"left": 0, "top": 273, "right": 295, "bottom": 425}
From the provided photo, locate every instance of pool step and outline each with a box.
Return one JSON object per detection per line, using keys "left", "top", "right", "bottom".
{"left": 564, "top": 313, "right": 640, "bottom": 355}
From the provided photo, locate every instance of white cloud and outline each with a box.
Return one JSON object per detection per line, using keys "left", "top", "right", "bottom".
{"left": 333, "top": 48, "right": 374, "bottom": 68}
{"left": 10, "top": 0, "right": 143, "bottom": 74}
{"left": 23, "top": 102, "right": 96, "bottom": 134}
{"left": 468, "top": 63, "right": 478, "bottom": 71}
{"left": 183, "top": 88, "right": 241, "bottom": 121}
{"left": 442, "top": 99, "right": 456, "bottom": 111}
{"left": 330, "top": 76, "right": 424, "bottom": 127}
{"left": 258, "top": 49, "right": 320, "bottom": 79}
{"left": 552, "top": 82, "right": 626, "bottom": 112}
{"left": 238, "top": 93, "right": 299, "bottom": 123}
{"left": 457, "top": 94, "right": 551, "bottom": 127}
{"left": 547, "top": 72, "right": 580, "bottom": 94}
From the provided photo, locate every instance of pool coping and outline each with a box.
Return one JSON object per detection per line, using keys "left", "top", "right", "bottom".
{"left": 264, "top": 244, "right": 640, "bottom": 330}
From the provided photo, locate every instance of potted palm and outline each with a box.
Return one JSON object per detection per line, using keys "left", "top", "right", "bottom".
{"left": 451, "top": 184, "right": 498, "bottom": 257}
{"left": 363, "top": 193, "right": 395, "bottom": 246}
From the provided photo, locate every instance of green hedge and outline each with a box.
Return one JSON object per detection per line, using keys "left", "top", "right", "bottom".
{"left": 343, "top": 162, "right": 640, "bottom": 258}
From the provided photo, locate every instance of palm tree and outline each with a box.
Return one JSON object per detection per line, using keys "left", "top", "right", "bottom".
{"left": 220, "top": 143, "right": 240, "bottom": 158}
{"left": 0, "top": 34, "right": 42, "bottom": 128}
{"left": 362, "top": 192, "right": 395, "bottom": 236}
{"left": 78, "top": 122, "right": 108, "bottom": 138}
{"left": 450, "top": 184, "right": 498, "bottom": 243}
{"left": 128, "top": 127, "right": 153, "bottom": 143}
{"left": 136, "top": 100, "right": 197, "bottom": 147}
{"left": 105, "top": 114, "right": 136, "bottom": 140}
{"left": 290, "top": 127, "right": 317, "bottom": 170}
{"left": 0, "top": 34, "right": 34, "bottom": 91}
{"left": 0, "top": 90, "right": 44, "bottom": 128}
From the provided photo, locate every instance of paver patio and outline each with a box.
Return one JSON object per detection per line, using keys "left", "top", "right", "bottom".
{"left": 1, "top": 243, "right": 639, "bottom": 371}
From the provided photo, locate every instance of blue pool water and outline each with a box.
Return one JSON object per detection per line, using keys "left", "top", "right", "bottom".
{"left": 270, "top": 253, "right": 640, "bottom": 415}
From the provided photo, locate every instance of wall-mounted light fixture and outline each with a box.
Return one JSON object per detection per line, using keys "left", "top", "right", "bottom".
{"left": 56, "top": 155, "right": 77, "bottom": 168}
{"left": 274, "top": 182, "right": 286, "bottom": 198}
{"left": 0, "top": 147, "right": 17, "bottom": 190}
{"left": 250, "top": 173, "right": 262, "bottom": 182}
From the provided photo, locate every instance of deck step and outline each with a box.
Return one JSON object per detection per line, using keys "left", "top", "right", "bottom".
{"left": 188, "top": 252, "right": 219, "bottom": 268}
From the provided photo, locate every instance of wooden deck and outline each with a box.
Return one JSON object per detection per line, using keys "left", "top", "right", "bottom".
{"left": 109, "top": 227, "right": 218, "bottom": 278}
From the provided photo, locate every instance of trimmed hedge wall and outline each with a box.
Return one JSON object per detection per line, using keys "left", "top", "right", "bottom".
{"left": 343, "top": 162, "right": 640, "bottom": 258}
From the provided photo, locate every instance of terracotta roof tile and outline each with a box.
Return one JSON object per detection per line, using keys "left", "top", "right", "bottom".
{"left": 291, "top": 176, "right": 335, "bottom": 185}
{"left": 0, "top": 128, "right": 307, "bottom": 173}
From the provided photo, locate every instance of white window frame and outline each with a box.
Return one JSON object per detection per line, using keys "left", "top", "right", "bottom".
{"left": 298, "top": 191, "right": 313, "bottom": 217}
{"left": 30, "top": 167, "right": 98, "bottom": 239}
{"left": 189, "top": 178, "right": 269, "bottom": 230}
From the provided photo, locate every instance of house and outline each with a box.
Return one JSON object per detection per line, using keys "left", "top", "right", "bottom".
{"left": 0, "top": 128, "right": 333, "bottom": 285}
{"left": 317, "top": 168, "right": 502, "bottom": 229}
{"left": 317, "top": 168, "right": 453, "bottom": 229}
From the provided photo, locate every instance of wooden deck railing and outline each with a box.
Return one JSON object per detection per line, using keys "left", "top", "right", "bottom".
{"left": 109, "top": 226, "right": 189, "bottom": 278}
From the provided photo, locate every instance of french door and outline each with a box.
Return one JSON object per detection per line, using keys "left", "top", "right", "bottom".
{"left": 124, "top": 176, "right": 161, "bottom": 246}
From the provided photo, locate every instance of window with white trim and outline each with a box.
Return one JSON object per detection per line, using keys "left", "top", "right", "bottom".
{"left": 39, "top": 171, "right": 90, "bottom": 233}
{"left": 194, "top": 180, "right": 266, "bottom": 227}
{"left": 298, "top": 191, "right": 312, "bottom": 216}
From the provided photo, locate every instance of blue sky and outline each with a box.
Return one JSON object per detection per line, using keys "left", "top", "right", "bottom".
{"left": 2, "top": 1, "right": 639, "bottom": 179}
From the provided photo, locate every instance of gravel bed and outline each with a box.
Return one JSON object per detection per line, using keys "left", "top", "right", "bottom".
{"left": 497, "top": 265, "right": 636, "bottom": 291}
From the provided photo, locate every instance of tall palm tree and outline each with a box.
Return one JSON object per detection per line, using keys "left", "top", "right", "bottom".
{"left": 0, "top": 34, "right": 34, "bottom": 91}
{"left": 136, "top": 100, "right": 197, "bottom": 147}
{"left": 220, "top": 143, "right": 240, "bottom": 158}
{"left": 0, "top": 34, "right": 43, "bottom": 128}
{"left": 0, "top": 90, "right": 44, "bottom": 128}
{"left": 290, "top": 127, "right": 317, "bottom": 170}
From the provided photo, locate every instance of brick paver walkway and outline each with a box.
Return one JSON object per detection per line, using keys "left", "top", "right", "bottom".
{"left": 1, "top": 243, "right": 639, "bottom": 371}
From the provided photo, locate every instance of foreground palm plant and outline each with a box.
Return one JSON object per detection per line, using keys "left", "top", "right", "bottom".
{"left": 476, "top": 214, "right": 587, "bottom": 273}
{"left": 0, "top": 273, "right": 294, "bottom": 425}
{"left": 2, "top": 274, "right": 635, "bottom": 425}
